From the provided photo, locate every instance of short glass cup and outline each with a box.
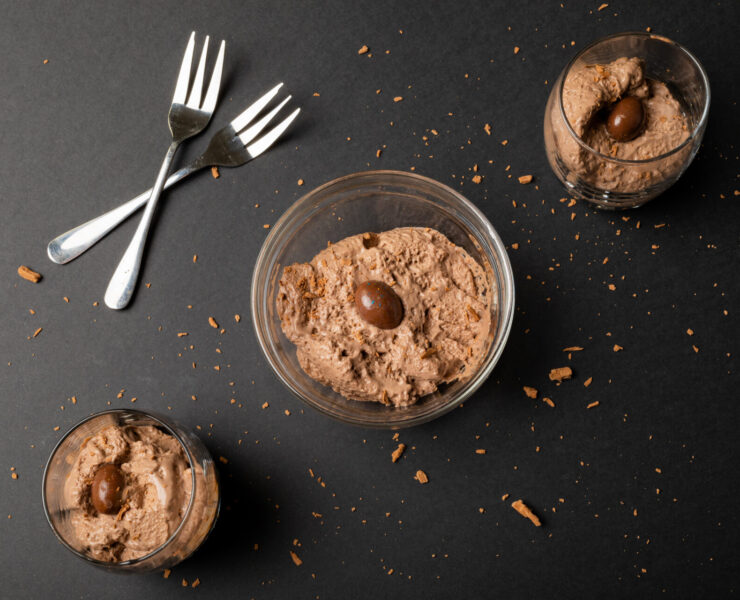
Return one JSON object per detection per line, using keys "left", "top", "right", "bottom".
{"left": 251, "top": 170, "right": 515, "bottom": 428}
{"left": 544, "top": 32, "right": 710, "bottom": 209}
{"left": 42, "top": 409, "right": 220, "bottom": 572}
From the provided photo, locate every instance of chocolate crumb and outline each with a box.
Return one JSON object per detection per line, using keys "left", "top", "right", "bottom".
{"left": 391, "top": 443, "right": 406, "bottom": 463}
{"left": 415, "top": 470, "right": 429, "bottom": 484}
{"left": 290, "top": 550, "right": 303, "bottom": 566}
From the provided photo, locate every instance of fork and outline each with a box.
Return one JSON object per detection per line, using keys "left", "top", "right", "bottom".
{"left": 47, "top": 84, "right": 299, "bottom": 265}
{"left": 104, "top": 32, "right": 225, "bottom": 310}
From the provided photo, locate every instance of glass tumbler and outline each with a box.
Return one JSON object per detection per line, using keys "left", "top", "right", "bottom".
{"left": 544, "top": 32, "right": 710, "bottom": 209}
{"left": 42, "top": 409, "right": 220, "bottom": 572}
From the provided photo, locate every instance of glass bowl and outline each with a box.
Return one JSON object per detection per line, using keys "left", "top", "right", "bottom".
{"left": 544, "top": 32, "right": 710, "bottom": 209}
{"left": 42, "top": 409, "right": 220, "bottom": 572}
{"left": 251, "top": 170, "right": 515, "bottom": 428}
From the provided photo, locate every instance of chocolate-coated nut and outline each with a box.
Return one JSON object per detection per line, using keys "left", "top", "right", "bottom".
{"left": 91, "top": 463, "right": 125, "bottom": 514}
{"left": 354, "top": 280, "right": 403, "bottom": 329}
{"left": 607, "top": 96, "right": 645, "bottom": 142}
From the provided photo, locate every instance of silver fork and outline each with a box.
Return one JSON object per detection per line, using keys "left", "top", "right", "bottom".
{"left": 104, "top": 32, "right": 225, "bottom": 310}
{"left": 47, "top": 84, "right": 299, "bottom": 265}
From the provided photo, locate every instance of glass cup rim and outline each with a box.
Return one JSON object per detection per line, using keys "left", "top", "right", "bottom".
{"left": 557, "top": 31, "right": 711, "bottom": 166}
{"left": 41, "top": 408, "right": 197, "bottom": 569}
{"left": 250, "top": 169, "right": 516, "bottom": 428}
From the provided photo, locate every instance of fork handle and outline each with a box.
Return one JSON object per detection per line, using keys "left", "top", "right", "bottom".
{"left": 47, "top": 163, "right": 199, "bottom": 265}
{"left": 104, "top": 142, "right": 180, "bottom": 309}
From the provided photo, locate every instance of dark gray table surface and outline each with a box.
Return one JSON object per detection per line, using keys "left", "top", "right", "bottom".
{"left": 1, "top": 1, "right": 738, "bottom": 598}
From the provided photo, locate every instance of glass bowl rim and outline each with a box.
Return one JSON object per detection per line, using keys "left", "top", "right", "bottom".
{"left": 250, "top": 169, "right": 516, "bottom": 428}
{"left": 41, "top": 408, "right": 198, "bottom": 569}
{"left": 557, "top": 31, "right": 711, "bottom": 166}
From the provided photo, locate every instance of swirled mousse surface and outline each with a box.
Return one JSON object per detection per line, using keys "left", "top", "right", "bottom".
{"left": 276, "top": 227, "right": 493, "bottom": 406}
{"left": 554, "top": 56, "right": 689, "bottom": 191}
{"left": 63, "top": 425, "right": 191, "bottom": 562}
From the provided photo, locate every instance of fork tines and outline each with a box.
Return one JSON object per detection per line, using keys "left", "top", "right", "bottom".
{"left": 173, "top": 32, "right": 225, "bottom": 113}
{"left": 230, "top": 83, "right": 301, "bottom": 158}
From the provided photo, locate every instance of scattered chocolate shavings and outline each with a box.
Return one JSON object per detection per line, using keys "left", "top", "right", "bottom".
{"left": 163, "top": 569, "right": 171, "bottom": 579}
{"left": 290, "top": 550, "right": 303, "bottom": 566}
{"left": 484, "top": 123, "right": 491, "bottom": 135}
{"left": 393, "top": 96, "right": 403, "bottom": 102}
{"left": 511, "top": 499, "right": 541, "bottom": 526}
{"left": 513, "top": 46, "right": 520, "bottom": 54}
{"left": 181, "top": 579, "right": 188, "bottom": 587}
{"left": 415, "top": 470, "right": 429, "bottom": 484}
{"left": 391, "top": 443, "right": 406, "bottom": 463}
{"left": 613, "top": 344, "right": 623, "bottom": 352}
{"left": 549, "top": 367, "right": 573, "bottom": 382}
{"left": 234, "top": 314, "right": 241, "bottom": 323}
{"left": 475, "top": 449, "right": 486, "bottom": 455}
{"left": 518, "top": 175, "right": 533, "bottom": 184}
{"left": 501, "top": 493, "right": 509, "bottom": 501}
{"left": 31, "top": 327, "right": 42, "bottom": 339}
{"left": 18, "top": 265, "right": 41, "bottom": 283}
{"left": 218, "top": 456, "right": 228, "bottom": 464}
{"left": 297, "top": 179, "right": 304, "bottom": 186}
{"left": 208, "top": 317, "right": 219, "bottom": 329}
{"left": 211, "top": 166, "right": 220, "bottom": 179}
{"left": 192, "top": 579, "right": 200, "bottom": 588}
{"left": 358, "top": 45, "right": 369, "bottom": 55}
{"left": 177, "top": 332, "right": 188, "bottom": 337}
{"left": 583, "top": 377, "right": 593, "bottom": 387}
{"left": 686, "top": 328, "right": 694, "bottom": 336}
{"left": 523, "top": 386, "right": 538, "bottom": 399}
{"left": 587, "top": 401, "right": 599, "bottom": 409}
{"left": 598, "top": 3, "right": 608, "bottom": 10}
{"left": 471, "top": 175, "right": 482, "bottom": 184}
{"left": 542, "top": 397, "right": 555, "bottom": 408}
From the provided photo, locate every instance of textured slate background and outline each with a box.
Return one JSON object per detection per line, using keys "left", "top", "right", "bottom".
{"left": 0, "top": 1, "right": 737, "bottom": 598}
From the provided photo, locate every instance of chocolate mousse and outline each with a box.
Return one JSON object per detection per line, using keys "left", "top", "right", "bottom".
{"left": 63, "top": 424, "right": 192, "bottom": 562}
{"left": 552, "top": 56, "right": 689, "bottom": 192}
{"left": 276, "top": 227, "right": 493, "bottom": 406}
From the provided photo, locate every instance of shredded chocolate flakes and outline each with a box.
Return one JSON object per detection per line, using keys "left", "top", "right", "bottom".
{"left": 420, "top": 347, "right": 437, "bottom": 359}
{"left": 549, "top": 366, "right": 573, "bottom": 382}
{"left": 415, "top": 470, "right": 429, "bottom": 484}
{"left": 511, "top": 499, "right": 541, "bottom": 527}
{"left": 391, "top": 443, "right": 406, "bottom": 463}
{"left": 18, "top": 265, "right": 41, "bottom": 283}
